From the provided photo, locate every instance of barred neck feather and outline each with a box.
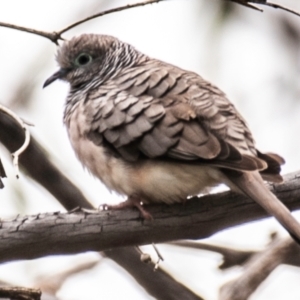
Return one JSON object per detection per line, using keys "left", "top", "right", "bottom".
{"left": 63, "top": 37, "right": 148, "bottom": 123}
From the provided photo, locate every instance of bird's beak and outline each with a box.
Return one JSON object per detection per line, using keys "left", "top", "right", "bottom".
{"left": 43, "top": 69, "right": 68, "bottom": 88}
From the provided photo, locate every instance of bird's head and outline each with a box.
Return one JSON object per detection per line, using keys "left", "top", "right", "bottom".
{"left": 43, "top": 34, "right": 139, "bottom": 89}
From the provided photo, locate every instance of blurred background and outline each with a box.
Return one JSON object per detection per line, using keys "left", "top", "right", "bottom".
{"left": 0, "top": 0, "right": 300, "bottom": 299}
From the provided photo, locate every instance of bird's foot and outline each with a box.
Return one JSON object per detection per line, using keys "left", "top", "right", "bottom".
{"left": 103, "top": 196, "right": 153, "bottom": 220}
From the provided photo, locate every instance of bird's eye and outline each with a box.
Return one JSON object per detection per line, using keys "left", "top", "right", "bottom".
{"left": 74, "top": 53, "right": 93, "bottom": 67}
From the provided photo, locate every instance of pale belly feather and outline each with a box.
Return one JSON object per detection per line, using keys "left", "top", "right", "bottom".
{"left": 66, "top": 102, "right": 225, "bottom": 204}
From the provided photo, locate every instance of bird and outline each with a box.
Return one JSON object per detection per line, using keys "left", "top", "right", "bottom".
{"left": 44, "top": 33, "right": 300, "bottom": 241}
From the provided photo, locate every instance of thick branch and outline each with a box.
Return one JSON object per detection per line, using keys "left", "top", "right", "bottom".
{"left": 0, "top": 286, "right": 41, "bottom": 300}
{"left": 105, "top": 247, "right": 205, "bottom": 300}
{"left": 0, "top": 111, "right": 203, "bottom": 300}
{"left": 0, "top": 171, "right": 299, "bottom": 263}
{"left": 0, "top": 111, "right": 91, "bottom": 210}
{"left": 0, "top": 104, "right": 31, "bottom": 179}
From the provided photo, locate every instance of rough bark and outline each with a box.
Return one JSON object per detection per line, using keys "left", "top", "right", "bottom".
{"left": 0, "top": 171, "right": 299, "bottom": 263}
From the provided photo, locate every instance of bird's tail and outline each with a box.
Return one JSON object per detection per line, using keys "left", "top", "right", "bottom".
{"left": 224, "top": 170, "right": 300, "bottom": 244}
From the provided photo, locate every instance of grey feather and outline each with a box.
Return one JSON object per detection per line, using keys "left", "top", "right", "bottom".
{"left": 117, "top": 95, "right": 139, "bottom": 111}
{"left": 144, "top": 104, "right": 165, "bottom": 122}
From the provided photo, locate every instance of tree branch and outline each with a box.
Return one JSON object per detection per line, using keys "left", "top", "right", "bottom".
{"left": 0, "top": 110, "right": 203, "bottom": 300}
{"left": 0, "top": 0, "right": 299, "bottom": 44}
{"left": 170, "top": 241, "right": 256, "bottom": 269}
{"left": 231, "top": 0, "right": 300, "bottom": 17}
{"left": 58, "top": 0, "right": 166, "bottom": 35}
{"left": 34, "top": 258, "right": 100, "bottom": 296}
{"left": 105, "top": 247, "right": 205, "bottom": 300}
{"left": 0, "top": 110, "right": 91, "bottom": 210}
{"left": 0, "top": 21, "right": 61, "bottom": 44}
{"left": 219, "top": 237, "right": 300, "bottom": 300}
{"left": 0, "top": 171, "right": 299, "bottom": 263}
{"left": 0, "top": 1, "right": 168, "bottom": 44}
{"left": 0, "top": 104, "right": 31, "bottom": 179}
{"left": 0, "top": 286, "right": 41, "bottom": 300}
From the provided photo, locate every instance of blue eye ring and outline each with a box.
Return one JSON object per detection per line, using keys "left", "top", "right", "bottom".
{"left": 75, "top": 53, "right": 93, "bottom": 67}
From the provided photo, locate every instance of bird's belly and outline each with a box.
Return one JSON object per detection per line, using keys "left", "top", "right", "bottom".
{"left": 128, "top": 160, "right": 223, "bottom": 204}
{"left": 66, "top": 106, "right": 224, "bottom": 204}
{"left": 70, "top": 135, "right": 223, "bottom": 204}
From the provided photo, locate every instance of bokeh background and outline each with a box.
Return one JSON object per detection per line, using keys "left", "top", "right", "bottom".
{"left": 1, "top": 0, "right": 300, "bottom": 299}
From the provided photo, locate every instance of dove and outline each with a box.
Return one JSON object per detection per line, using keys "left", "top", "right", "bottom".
{"left": 44, "top": 34, "right": 300, "bottom": 241}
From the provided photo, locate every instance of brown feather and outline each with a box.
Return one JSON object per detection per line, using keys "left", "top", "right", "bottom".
{"left": 54, "top": 34, "right": 300, "bottom": 243}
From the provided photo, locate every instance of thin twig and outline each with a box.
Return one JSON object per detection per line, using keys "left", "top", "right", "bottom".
{"left": 230, "top": 0, "right": 300, "bottom": 16}
{"left": 227, "top": 0, "right": 262, "bottom": 11}
{"left": 35, "top": 258, "right": 100, "bottom": 295}
{"left": 170, "top": 241, "right": 256, "bottom": 269}
{"left": 58, "top": 0, "right": 167, "bottom": 35}
{"left": 0, "top": 0, "right": 300, "bottom": 45}
{"left": 0, "top": 21, "right": 61, "bottom": 44}
{"left": 0, "top": 104, "right": 31, "bottom": 179}
{"left": 0, "top": 0, "right": 168, "bottom": 44}
{"left": 262, "top": 2, "right": 300, "bottom": 17}
{"left": 152, "top": 243, "right": 164, "bottom": 270}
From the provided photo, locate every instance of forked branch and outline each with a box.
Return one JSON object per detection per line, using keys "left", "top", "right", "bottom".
{"left": 0, "top": 104, "right": 31, "bottom": 179}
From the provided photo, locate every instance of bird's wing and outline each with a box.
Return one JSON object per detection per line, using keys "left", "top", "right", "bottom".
{"left": 84, "top": 59, "right": 282, "bottom": 175}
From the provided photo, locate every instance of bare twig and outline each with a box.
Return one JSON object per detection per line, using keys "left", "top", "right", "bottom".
{"left": 229, "top": 0, "right": 300, "bottom": 17}
{"left": 0, "top": 0, "right": 300, "bottom": 45}
{"left": 227, "top": 0, "right": 262, "bottom": 11}
{"left": 0, "top": 104, "right": 31, "bottom": 179}
{"left": 170, "top": 241, "right": 256, "bottom": 269}
{"left": 0, "top": 0, "right": 167, "bottom": 44}
{"left": 35, "top": 258, "right": 100, "bottom": 295}
{"left": 0, "top": 21, "right": 61, "bottom": 44}
{"left": 152, "top": 243, "right": 164, "bottom": 270}
{"left": 219, "top": 237, "right": 300, "bottom": 300}
{"left": 58, "top": 0, "right": 166, "bottom": 35}
{"left": 262, "top": 1, "right": 300, "bottom": 17}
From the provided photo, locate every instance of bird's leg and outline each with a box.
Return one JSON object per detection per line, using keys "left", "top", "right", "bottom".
{"left": 104, "top": 196, "right": 153, "bottom": 220}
